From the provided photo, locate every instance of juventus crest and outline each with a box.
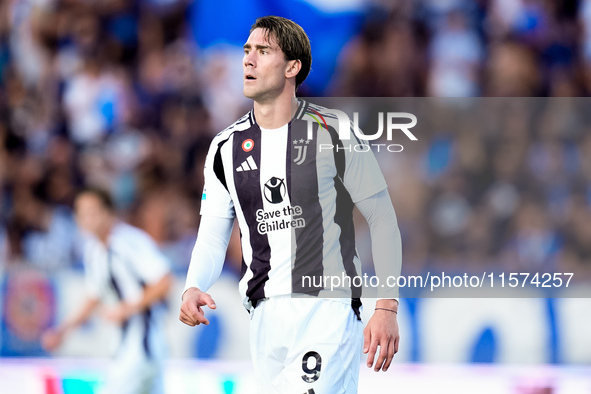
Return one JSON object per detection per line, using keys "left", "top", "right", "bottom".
{"left": 293, "top": 139, "right": 311, "bottom": 165}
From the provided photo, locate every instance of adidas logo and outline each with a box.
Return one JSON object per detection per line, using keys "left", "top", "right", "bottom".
{"left": 236, "top": 156, "right": 258, "bottom": 172}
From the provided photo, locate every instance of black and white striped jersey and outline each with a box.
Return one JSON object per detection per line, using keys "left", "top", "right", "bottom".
{"left": 200, "top": 100, "right": 388, "bottom": 309}
{"left": 83, "top": 222, "right": 170, "bottom": 358}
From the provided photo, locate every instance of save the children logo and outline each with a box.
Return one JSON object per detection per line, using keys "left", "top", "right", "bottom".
{"left": 256, "top": 205, "right": 305, "bottom": 235}
{"left": 263, "top": 177, "right": 286, "bottom": 204}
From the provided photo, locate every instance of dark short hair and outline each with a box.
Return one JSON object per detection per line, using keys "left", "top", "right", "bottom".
{"left": 250, "top": 16, "right": 312, "bottom": 90}
{"left": 77, "top": 186, "right": 115, "bottom": 212}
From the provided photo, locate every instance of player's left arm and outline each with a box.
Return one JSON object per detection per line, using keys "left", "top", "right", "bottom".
{"left": 356, "top": 189, "right": 401, "bottom": 372}
{"left": 103, "top": 274, "right": 172, "bottom": 325}
{"left": 104, "top": 273, "right": 173, "bottom": 324}
{"left": 337, "top": 124, "right": 401, "bottom": 371}
{"left": 104, "top": 233, "right": 173, "bottom": 325}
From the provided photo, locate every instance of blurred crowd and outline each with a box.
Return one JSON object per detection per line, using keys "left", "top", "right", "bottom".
{"left": 368, "top": 98, "right": 591, "bottom": 282}
{"left": 0, "top": 0, "right": 590, "bottom": 281}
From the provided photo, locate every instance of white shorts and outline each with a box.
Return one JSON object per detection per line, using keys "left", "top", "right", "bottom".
{"left": 100, "top": 315, "right": 166, "bottom": 394}
{"left": 250, "top": 296, "right": 363, "bottom": 394}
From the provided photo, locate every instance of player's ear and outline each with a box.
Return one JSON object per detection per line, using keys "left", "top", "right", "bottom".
{"left": 285, "top": 59, "right": 301, "bottom": 79}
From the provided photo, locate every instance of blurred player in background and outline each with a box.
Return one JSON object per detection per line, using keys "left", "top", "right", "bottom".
{"left": 180, "top": 16, "right": 402, "bottom": 393}
{"left": 42, "top": 187, "right": 173, "bottom": 394}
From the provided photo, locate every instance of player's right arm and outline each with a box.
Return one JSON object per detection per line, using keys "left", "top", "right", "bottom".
{"left": 180, "top": 214, "right": 233, "bottom": 326}
{"left": 43, "top": 238, "right": 105, "bottom": 351}
{"left": 180, "top": 134, "right": 235, "bottom": 327}
{"left": 41, "top": 296, "right": 100, "bottom": 351}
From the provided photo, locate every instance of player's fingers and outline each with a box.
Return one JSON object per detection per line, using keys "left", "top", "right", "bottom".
{"left": 179, "top": 309, "right": 196, "bottom": 325}
{"left": 179, "top": 315, "right": 195, "bottom": 326}
{"left": 363, "top": 326, "right": 371, "bottom": 353}
{"left": 194, "top": 306, "right": 210, "bottom": 325}
{"left": 181, "top": 305, "right": 209, "bottom": 326}
{"left": 200, "top": 293, "right": 217, "bottom": 310}
{"left": 179, "top": 309, "right": 193, "bottom": 326}
{"left": 394, "top": 334, "right": 400, "bottom": 354}
{"left": 183, "top": 303, "right": 208, "bottom": 325}
{"left": 179, "top": 309, "right": 198, "bottom": 326}
{"left": 383, "top": 339, "right": 396, "bottom": 372}
{"left": 374, "top": 339, "right": 389, "bottom": 372}
{"left": 41, "top": 332, "right": 58, "bottom": 350}
{"left": 185, "top": 299, "right": 205, "bottom": 322}
{"left": 366, "top": 336, "right": 379, "bottom": 368}
{"left": 103, "top": 309, "right": 119, "bottom": 322}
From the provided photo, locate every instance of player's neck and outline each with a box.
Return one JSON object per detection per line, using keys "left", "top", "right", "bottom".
{"left": 253, "top": 93, "right": 297, "bottom": 129}
{"left": 97, "top": 216, "right": 116, "bottom": 245}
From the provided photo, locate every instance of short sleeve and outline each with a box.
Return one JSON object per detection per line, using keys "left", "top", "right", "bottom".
{"left": 341, "top": 135, "right": 388, "bottom": 203}
{"left": 200, "top": 137, "right": 236, "bottom": 219}
{"left": 121, "top": 228, "right": 171, "bottom": 286}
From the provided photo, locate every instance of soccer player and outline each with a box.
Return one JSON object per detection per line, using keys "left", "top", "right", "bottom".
{"left": 42, "top": 187, "right": 173, "bottom": 394}
{"left": 180, "top": 16, "right": 401, "bottom": 393}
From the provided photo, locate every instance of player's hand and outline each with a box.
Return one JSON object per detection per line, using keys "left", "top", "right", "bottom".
{"left": 363, "top": 300, "right": 400, "bottom": 372}
{"left": 179, "top": 287, "right": 217, "bottom": 326}
{"left": 103, "top": 302, "right": 137, "bottom": 325}
{"left": 41, "top": 328, "right": 65, "bottom": 351}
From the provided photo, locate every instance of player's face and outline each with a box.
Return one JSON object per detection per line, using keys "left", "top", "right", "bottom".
{"left": 74, "top": 193, "right": 111, "bottom": 237}
{"left": 243, "top": 28, "right": 291, "bottom": 102}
